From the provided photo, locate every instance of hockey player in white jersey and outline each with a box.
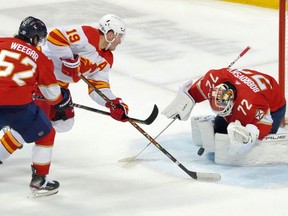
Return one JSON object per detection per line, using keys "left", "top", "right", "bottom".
{"left": 35, "top": 14, "right": 129, "bottom": 132}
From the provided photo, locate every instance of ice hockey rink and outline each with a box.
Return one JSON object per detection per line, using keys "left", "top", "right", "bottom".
{"left": 0, "top": 0, "right": 287, "bottom": 215}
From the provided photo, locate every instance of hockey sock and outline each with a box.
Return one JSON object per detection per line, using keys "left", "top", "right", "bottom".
{"left": 0, "top": 131, "right": 22, "bottom": 160}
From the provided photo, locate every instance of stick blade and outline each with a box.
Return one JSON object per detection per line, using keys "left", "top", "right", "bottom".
{"left": 194, "top": 172, "right": 221, "bottom": 182}
{"left": 118, "top": 156, "right": 137, "bottom": 162}
{"left": 142, "top": 104, "right": 159, "bottom": 125}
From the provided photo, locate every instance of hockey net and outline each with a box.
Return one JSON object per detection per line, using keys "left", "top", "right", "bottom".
{"left": 279, "top": 0, "right": 288, "bottom": 125}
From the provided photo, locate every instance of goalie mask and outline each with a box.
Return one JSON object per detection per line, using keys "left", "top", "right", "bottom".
{"left": 209, "top": 82, "right": 235, "bottom": 117}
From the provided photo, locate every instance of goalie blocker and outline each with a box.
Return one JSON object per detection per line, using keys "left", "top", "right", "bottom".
{"left": 191, "top": 115, "right": 288, "bottom": 166}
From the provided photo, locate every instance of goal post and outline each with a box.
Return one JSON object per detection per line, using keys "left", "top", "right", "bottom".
{"left": 278, "top": 0, "right": 288, "bottom": 125}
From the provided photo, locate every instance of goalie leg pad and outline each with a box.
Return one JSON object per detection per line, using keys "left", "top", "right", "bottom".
{"left": 191, "top": 116, "right": 205, "bottom": 146}
{"left": 191, "top": 115, "right": 215, "bottom": 152}
{"left": 215, "top": 132, "right": 288, "bottom": 166}
{"left": 199, "top": 117, "right": 216, "bottom": 152}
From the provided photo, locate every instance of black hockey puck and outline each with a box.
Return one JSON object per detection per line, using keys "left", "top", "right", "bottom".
{"left": 197, "top": 147, "right": 205, "bottom": 156}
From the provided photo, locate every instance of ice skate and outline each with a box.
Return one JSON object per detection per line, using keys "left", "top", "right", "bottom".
{"left": 29, "top": 165, "right": 59, "bottom": 198}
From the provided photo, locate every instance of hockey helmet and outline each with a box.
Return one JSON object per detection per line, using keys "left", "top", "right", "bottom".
{"left": 209, "top": 82, "right": 235, "bottom": 117}
{"left": 18, "top": 16, "right": 47, "bottom": 45}
{"left": 98, "top": 14, "right": 126, "bottom": 36}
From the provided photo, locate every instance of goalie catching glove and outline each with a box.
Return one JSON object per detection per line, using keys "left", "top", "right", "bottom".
{"left": 227, "top": 120, "right": 259, "bottom": 155}
{"left": 105, "top": 98, "right": 129, "bottom": 122}
{"left": 162, "top": 80, "right": 195, "bottom": 121}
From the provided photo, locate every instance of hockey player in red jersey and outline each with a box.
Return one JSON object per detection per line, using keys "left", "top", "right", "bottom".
{"left": 35, "top": 14, "right": 129, "bottom": 132}
{"left": 162, "top": 68, "right": 286, "bottom": 155}
{"left": 0, "top": 16, "right": 71, "bottom": 197}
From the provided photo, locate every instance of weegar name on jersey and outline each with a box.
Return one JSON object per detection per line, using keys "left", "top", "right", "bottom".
{"left": 10, "top": 42, "right": 39, "bottom": 61}
{"left": 228, "top": 69, "right": 260, "bottom": 93}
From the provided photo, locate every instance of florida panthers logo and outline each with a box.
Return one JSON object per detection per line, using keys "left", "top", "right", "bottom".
{"left": 255, "top": 109, "right": 265, "bottom": 120}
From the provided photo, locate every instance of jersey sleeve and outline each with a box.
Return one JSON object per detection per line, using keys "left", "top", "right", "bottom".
{"left": 45, "top": 28, "right": 74, "bottom": 59}
{"left": 244, "top": 101, "right": 273, "bottom": 140}
{"left": 188, "top": 68, "right": 231, "bottom": 102}
{"left": 36, "top": 54, "right": 62, "bottom": 105}
{"left": 87, "top": 68, "right": 117, "bottom": 106}
{"left": 254, "top": 117, "right": 273, "bottom": 140}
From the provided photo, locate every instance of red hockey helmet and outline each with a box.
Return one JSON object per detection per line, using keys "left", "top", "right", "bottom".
{"left": 209, "top": 83, "right": 235, "bottom": 117}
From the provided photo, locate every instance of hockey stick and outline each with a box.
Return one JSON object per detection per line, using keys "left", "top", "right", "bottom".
{"left": 79, "top": 74, "right": 221, "bottom": 181}
{"left": 118, "top": 118, "right": 177, "bottom": 162}
{"left": 227, "top": 46, "right": 251, "bottom": 68}
{"left": 197, "top": 46, "right": 251, "bottom": 156}
{"left": 71, "top": 103, "right": 158, "bottom": 125}
{"left": 33, "top": 95, "right": 158, "bottom": 125}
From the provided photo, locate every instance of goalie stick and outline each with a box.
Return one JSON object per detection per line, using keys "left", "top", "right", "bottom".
{"left": 227, "top": 46, "right": 251, "bottom": 68}
{"left": 197, "top": 46, "right": 252, "bottom": 156}
{"left": 118, "top": 118, "right": 177, "bottom": 162}
{"left": 71, "top": 103, "right": 158, "bottom": 125}
{"left": 79, "top": 74, "right": 221, "bottom": 181}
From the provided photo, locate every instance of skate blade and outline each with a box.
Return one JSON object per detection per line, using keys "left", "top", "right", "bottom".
{"left": 28, "top": 188, "right": 59, "bottom": 198}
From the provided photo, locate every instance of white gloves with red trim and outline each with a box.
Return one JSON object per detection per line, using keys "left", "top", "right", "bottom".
{"left": 61, "top": 54, "right": 81, "bottom": 82}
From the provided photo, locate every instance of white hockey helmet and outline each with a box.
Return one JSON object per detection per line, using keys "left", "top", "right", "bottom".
{"left": 209, "top": 82, "right": 235, "bottom": 117}
{"left": 99, "top": 14, "right": 126, "bottom": 36}
{"left": 98, "top": 14, "right": 126, "bottom": 50}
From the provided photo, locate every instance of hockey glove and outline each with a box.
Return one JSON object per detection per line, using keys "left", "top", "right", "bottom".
{"left": 54, "top": 88, "right": 72, "bottom": 111}
{"left": 162, "top": 79, "right": 195, "bottom": 121}
{"left": 227, "top": 120, "right": 259, "bottom": 155}
{"left": 105, "top": 98, "right": 129, "bottom": 122}
{"left": 61, "top": 54, "right": 81, "bottom": 82}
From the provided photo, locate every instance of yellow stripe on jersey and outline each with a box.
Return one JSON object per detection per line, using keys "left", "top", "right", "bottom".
{"left": 57, "top": 80, "right": 70, "bottom": 88}
{"left": 36, "top": 46, "right": 42, "bottom": 52}
{"left": 87, "top": 79, "right": 110, "bottom": 94}
{"left": 47, "top": 29, "right": 69, "bottom": 46}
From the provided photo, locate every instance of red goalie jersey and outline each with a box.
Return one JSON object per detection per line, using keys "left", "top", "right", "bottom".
{"left": 188, "top": 68, "right": 286, "bottom": 139}
{"left": 0, "top": 37, "right": 62, "bottom": 106}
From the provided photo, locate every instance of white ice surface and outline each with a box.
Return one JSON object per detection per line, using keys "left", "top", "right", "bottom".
{"left": 1, "top": 0, "right": 288, "bottom": 216}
